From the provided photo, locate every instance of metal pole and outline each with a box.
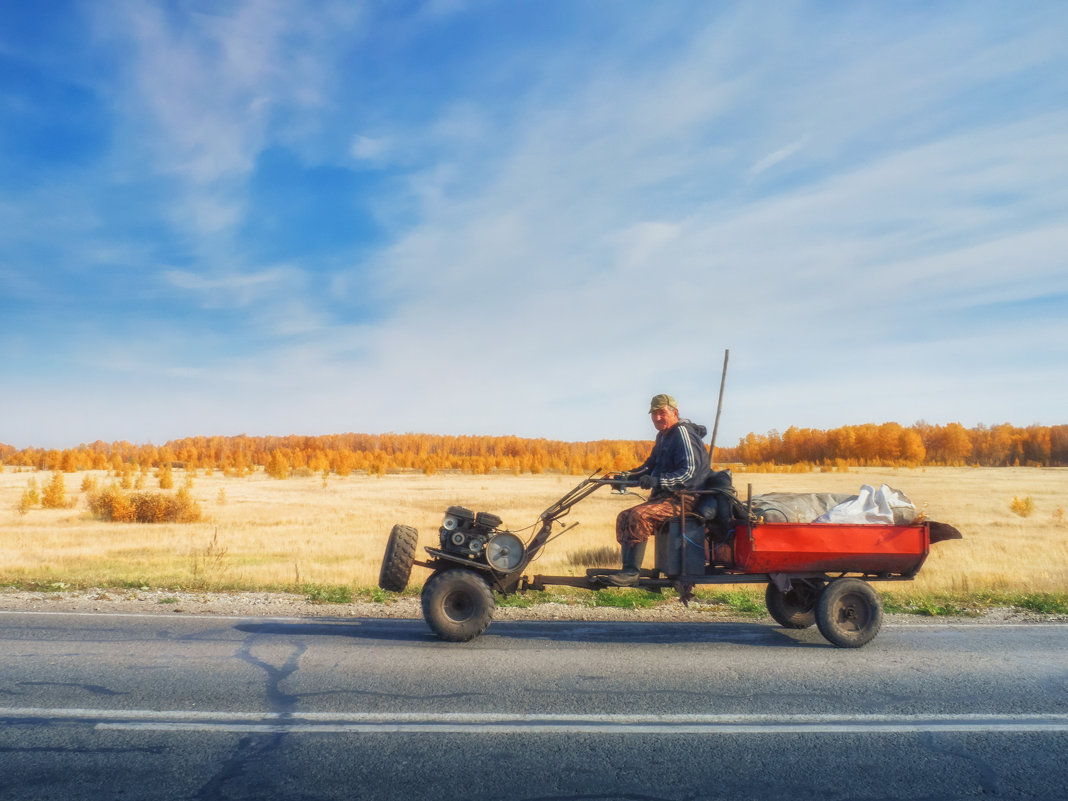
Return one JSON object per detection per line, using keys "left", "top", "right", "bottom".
{"left": 709, "top": 348, "right": 729, "bottom": 466}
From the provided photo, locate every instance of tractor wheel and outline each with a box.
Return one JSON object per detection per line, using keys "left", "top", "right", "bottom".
{"left": 421, "top": 569, "right": 495, "bottom": 642}
{"left": 765, "top": 581, "right": 820, "bottom": 629}
{"left": 815, "top": 578, "right": 883, "bottom": 648}
{"left": 378, "top": 524, "right": 418, "bottom": 592}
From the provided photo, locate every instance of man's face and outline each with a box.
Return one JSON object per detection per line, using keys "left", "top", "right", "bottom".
{"left": 651, "top": 405, "right": 679, "bottom": 432}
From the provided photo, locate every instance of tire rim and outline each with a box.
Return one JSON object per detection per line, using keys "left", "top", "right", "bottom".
{"left": 833, "top": 592, "right": 871, "bottom": 633}
{"left": 444, "top": 590, "right": 475, "bottom": 622}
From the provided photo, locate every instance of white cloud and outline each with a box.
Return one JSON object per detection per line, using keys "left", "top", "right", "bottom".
{"left": 164, "top": 266, "right": 290, "bottom": 294}
{"left": 162, "top": 266, "right": 310, "bottom": 323}
{"left": 350, "top": 135, "right": 391, "bottom": 164}
{"left": 609, "top": 221, "right": 684, "bottom": 273}
{"left": 750, "top": 138, "right": 808, "bottom": 175}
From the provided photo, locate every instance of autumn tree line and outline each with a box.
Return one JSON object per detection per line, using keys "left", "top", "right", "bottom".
{"left": 0, "top": 423, "right": 1065, "bottom": 478}
{"left": 728, "top": 422, "right": 1068, "bottom": 469}
{"left": 0, "top": 433, "right": 652, "bottom": 477}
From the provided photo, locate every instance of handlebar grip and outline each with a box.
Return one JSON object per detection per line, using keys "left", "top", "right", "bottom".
{"left": 598, "top": 476, "right": 639, "bottom": 490}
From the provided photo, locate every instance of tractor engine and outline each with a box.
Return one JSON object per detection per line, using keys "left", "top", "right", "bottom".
{"left": 439, "top": 506, "right": 503, "bottom": 560}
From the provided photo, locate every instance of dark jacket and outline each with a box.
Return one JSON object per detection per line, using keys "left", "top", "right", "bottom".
{"left": 630, "top": 418, "right": 711, "bottom": 498}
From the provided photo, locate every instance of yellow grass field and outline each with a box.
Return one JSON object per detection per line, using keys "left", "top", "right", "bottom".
{"left": 1, "top": 466, "right": 1066, "bottom": 595}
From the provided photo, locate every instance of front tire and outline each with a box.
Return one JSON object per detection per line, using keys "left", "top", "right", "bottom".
{"left": 421, "top": 569, "right": 495, "bottom": 642}
{"left": 379, "top": 524, "right": 418, "bottom": 592}
{"left": 765, "top": 581, "right": 819, "bottom": 629}
{"left": 816, "top": 578, "right": 883, "bottom": 648}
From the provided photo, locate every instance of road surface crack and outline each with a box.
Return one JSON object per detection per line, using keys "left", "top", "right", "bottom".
{"left": 192, "top": 634, "right": 308, "bottom": 799}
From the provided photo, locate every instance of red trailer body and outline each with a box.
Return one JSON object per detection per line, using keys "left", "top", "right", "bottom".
{"left": 732, "top": 521, "right": 931, "bottom": 575}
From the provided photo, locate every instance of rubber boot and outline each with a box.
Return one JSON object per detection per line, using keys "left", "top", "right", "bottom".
{"left": 604, "top": 541, "right": 648, "bottom": 587}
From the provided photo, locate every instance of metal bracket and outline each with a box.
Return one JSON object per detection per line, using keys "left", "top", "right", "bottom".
{"left": 769, "top": 573, "right": 792, "bottom": 593}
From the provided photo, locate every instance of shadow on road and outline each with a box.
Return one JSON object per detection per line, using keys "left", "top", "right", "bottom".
{"left": 234, "top": 617, "right": 821, "bottom": 648}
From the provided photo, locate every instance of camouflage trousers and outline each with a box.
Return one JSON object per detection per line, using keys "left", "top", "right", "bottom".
{"left": 615, "top": 494, "right": 694, "bottom": 548}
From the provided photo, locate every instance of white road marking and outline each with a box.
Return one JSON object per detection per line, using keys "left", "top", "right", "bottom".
{"left": 4, "top": 708, "right": 1068, "bottom": 735}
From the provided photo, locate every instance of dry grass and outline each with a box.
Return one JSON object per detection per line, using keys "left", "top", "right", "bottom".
{"left": 1, "top": 466, "right": 1065, "bottom": 595}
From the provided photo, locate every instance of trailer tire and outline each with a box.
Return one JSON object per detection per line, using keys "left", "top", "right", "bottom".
{"left": 378, "top": 524, "right": 418, "bottom": 592}
{"left": 421, "top": 569, "right": 495, "bottom": 642}
{"left": 765, "top": 581, "right": 819, "bottom": 629}
{"left": 816, "top": 578, "right": 883, "bottom": 648}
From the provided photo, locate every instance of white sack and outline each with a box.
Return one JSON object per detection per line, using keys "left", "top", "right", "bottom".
{"left": 815, "top": 484, "right": 916, "bottom": 524}
{"left": 751, "top": 492, "right": 856, "bottom": 523}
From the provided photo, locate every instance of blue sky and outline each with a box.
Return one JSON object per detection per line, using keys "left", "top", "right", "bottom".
{"left": 1, "top": 1, "right": 1066, "bottom": 449}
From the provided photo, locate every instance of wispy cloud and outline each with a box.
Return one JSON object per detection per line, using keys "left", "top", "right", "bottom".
{"left": 349, "top": 135, "right": 392, "bottom": 166}
{"left": 750, "top": 139, "right": 808, "bottom": 175}
{"left": 163, "top": 267, "right": 295, "bottom": 303}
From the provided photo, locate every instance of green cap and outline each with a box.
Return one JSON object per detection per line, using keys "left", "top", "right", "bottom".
{"left": 649, "top": 394, "right": 677, "bottom": 413}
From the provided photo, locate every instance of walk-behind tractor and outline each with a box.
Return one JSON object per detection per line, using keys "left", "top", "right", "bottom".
{"left": 378, "top": 471, "right": 962, "bottom": 647}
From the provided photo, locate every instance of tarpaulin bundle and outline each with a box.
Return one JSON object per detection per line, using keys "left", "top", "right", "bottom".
{"left": 751, "top": 486, "right": 917, "bottom": 525}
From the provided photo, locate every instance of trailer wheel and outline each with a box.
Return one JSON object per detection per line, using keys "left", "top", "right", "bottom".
{"left": 816, "top": 578, "right": 883, "bottom": 648}
{"left": 378, "top": 524, "right": 418, "bottom": 592}
{"left": 421, "top": 569, "right": 495, "bottom": 642}
{"left": 765, "top": 581, "right": 819, "bottom": 629}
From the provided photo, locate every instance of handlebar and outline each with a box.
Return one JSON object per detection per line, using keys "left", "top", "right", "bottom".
{"left": 519, "top": 471, "right": 646, "bottom": 571}
{"left": 592, "top": 474, "right": 641, "bottom": 494}
{"left": 538, "top": 472, "right": 640, "bottom": 523}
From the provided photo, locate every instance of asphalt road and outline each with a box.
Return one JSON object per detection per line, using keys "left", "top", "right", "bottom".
{"left": 0, "top": 610, "right": 1066, "bottom": 800}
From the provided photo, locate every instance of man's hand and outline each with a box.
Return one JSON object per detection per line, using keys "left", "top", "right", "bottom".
{"left": 638, "top": 474, "right": 658, "bottom": 490}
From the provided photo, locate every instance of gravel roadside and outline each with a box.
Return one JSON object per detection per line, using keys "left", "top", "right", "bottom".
{"left": 1, "top": 587, "right": 1063, "bottom": 625}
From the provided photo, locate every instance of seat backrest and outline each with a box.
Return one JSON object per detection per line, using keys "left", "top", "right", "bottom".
{"left": 691, "top": 469, "right": 735, "bottom": 520}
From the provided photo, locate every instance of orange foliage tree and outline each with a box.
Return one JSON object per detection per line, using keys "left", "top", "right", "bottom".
{"left": 721, "top": 422, "right": 1066, "bottom": 467}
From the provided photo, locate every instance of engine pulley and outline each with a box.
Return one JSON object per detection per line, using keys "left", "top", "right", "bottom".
{"left": 485, "top": 532, "right": 525, "bottom": 572}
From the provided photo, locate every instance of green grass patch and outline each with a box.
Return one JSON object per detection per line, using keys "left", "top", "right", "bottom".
{"left": 352, "top": 584, "right": 423, "bottom": 603}
{"left": 303, "top": 584, "right": 354, "bottom": 604}
{"left": 1009, "top": 593, "right": 1068, "bottom": 615}
{"left": 880, "top": 594, "right": 978, "bottom": 617}
{"left": 692, "top": 589, "right": 767, "bottom": 617}
{"left": 965, "top": 591, "right": 1068, "bottom": 615}
{"left": 585, "top": 589, "right": 663, "bottom": 609}
{"left": 353, "top": 586, "right": 396, "bottom": 603}
{"left": 119, "top": 580, "right": 153, "bottom": 591}
{"left": 359, "top": 586, "right": 392, "bottom": 603}
{"left": 496, "top": 590, "right": 558, "bottom": 608}
{"left": 880, "top": 591, "right": 1068, "bottom": 617}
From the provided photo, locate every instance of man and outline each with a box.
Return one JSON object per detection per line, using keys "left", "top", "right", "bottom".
{"left": 606, "top": 394, "right": 711, "bottom": 586}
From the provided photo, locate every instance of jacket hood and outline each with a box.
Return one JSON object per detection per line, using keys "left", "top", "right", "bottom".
{"left": 677, "top": 418, "right": 708, "bottom": 440}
